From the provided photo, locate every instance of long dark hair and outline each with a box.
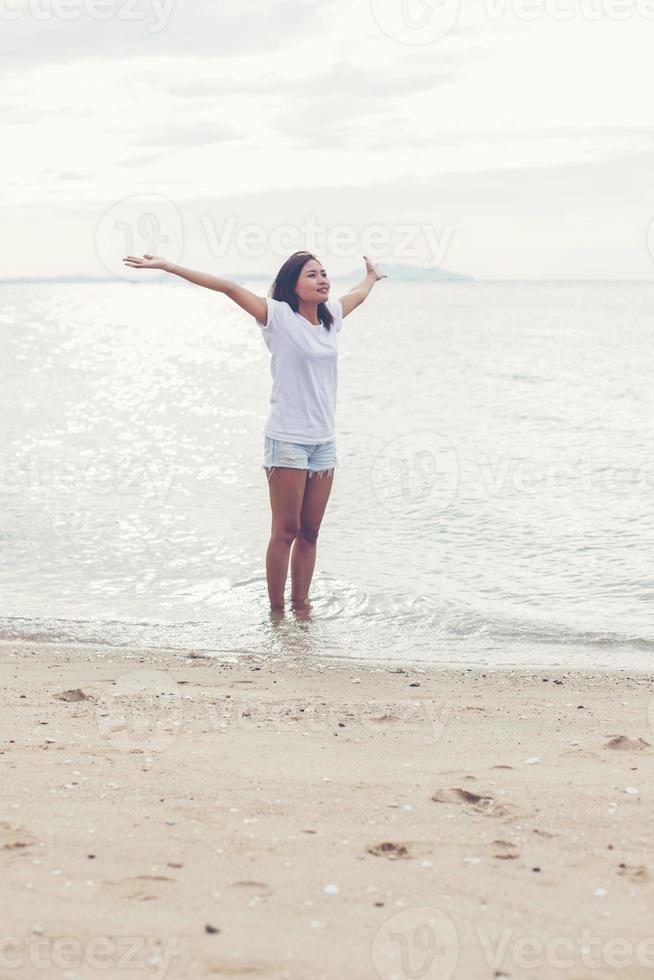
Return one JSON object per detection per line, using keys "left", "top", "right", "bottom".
{"left": 270, "top": 251, "right": 334, "bottom": 331}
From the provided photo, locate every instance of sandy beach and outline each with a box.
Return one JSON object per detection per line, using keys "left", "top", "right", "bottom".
{"left": 1, "top": 639, "right": 653, "bottom": 979}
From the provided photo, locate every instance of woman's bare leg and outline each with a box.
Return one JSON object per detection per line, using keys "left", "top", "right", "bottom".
{"left": 264, "top": 467, "right": 307, "bottom": 610}
{"left": 290, "top": 470, "right": 334, "bottom": 610}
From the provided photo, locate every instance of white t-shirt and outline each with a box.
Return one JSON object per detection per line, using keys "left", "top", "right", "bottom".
{"left": 256, "top": 297, "right": 344, "bottom": 444}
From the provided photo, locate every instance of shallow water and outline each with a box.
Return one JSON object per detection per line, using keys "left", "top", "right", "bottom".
{"left": 1, "top": 280, "right": 653, "bottom": 667}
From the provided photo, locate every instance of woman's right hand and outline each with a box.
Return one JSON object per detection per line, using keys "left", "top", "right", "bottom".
{"left": 123, "top": 254, "right": 171, "bottom": 272}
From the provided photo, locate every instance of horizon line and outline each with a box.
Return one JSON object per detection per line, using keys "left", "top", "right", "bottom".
{"left": 1, "top": 276, "right": 654, "bottom": 285}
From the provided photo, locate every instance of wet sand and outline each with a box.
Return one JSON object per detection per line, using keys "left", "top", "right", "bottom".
{"left": 1, "top": 639, "right": 653, "bottom": 979}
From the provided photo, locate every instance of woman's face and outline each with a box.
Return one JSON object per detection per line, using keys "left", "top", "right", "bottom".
{"left": 295, "top": 258, "right": 330, "bottom": 303}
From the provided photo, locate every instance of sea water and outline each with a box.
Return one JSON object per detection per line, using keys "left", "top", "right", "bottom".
{"left": 1, "top": 279, "right": 652, "bottom": 667}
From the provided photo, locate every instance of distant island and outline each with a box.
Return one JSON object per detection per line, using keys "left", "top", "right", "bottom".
{"left": 346, "top": 263, "right": 473, "bottom": 282}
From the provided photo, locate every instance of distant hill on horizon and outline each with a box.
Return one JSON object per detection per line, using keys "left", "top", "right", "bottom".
{"left": 349, "top": 263, "right": 474, "bottom": 282}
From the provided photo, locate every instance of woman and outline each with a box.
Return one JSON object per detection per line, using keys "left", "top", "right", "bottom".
{"left": 123, "top": 249, "right": 385, "bottom": 615}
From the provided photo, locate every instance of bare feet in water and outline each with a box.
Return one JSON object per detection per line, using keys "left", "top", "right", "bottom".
{"left": 291, "top": 599, "right": 312, "bottom": 619}
{"left": 269, "top": 600, "right": 312, "bottom": 621}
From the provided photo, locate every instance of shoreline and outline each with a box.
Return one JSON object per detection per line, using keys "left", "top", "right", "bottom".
{"left": 2, "top": 640, "right": 653, "bottom": 978}
{"left": 1, "top": 636, "right": 653, "bottom": 676}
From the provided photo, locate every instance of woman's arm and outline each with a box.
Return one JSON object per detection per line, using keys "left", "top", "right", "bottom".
{"left": 339, "top": 256, "right": 387, "bottom": 318}
{"left": 123, "top": 254, "right": 268, "bottom": 323}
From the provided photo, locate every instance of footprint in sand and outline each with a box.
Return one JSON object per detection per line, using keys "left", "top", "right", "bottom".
{"left": 604, "top": 736, "right": 651, "bottom": 752}
{"left": 0, "top": 822, "right": 37, "bottom": 851}
{"left": 617, "top": 863, "right": 649, "bottom": 882}
{"left": 492, "top": 839, "right": 520, "bottom": 860}
{"left": 431, "top": 788, "right": 515, "bottom": 818}
{"left": 206, "top": 960, "right": 278, "bottom": 975}
{"left": 559, "top": 748, "right": 603, "bottom": 760}
{"left": 102, "top": 875, "right": 176, "bottom": 902}
{"left": 55, "top": 689, "right": 94, "bottom": 703}
{"left": 228, "top": 880, "right": 274, "bottom": 898}
{"left": 366, "top": 841, "right": 412, "bottom": 860}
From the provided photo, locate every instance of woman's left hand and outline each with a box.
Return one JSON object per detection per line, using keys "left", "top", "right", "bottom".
{"left": 364, "top": 256, "right": 387, "bottom": 281}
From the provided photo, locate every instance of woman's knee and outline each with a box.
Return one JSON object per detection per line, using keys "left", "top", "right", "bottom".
{"left": 271, "top": 523, "right": 300, "bottom": 545}
{"left": 299, "top": 523, "right": 320, "bottom": 545}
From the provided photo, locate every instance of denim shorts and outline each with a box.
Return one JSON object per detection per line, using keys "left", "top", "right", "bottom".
{"left": 263, "top": 436, "right": 337, "bottom": 475}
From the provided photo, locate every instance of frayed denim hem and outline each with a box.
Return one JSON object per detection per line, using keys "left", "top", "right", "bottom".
{"left": 262, "top": 464, "right": 335, "bottom": 481}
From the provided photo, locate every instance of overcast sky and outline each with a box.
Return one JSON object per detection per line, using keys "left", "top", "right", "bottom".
{"left": 2, "top": 0, "right": 654, "bottom": 280}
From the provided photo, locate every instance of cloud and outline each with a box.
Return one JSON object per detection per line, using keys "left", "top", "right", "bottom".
{"left": 358, "top": 124, "right": 654, "bottom": 153}
{"left": 119, "top": 151, "right": 171, "bottom": 167}
{"left": 107, "top": 48, "right": 482, "bottom": 154}
{"left": 270, "top": 52, "right": 482, "bottom": 147}
{"left": 0, "top": 102, "right": 92, "bottom": 123}
{"left": 170, "top": 150, "right": 654, "bottom": 235}
{"left": 126, "top": 120, "right": 243, "bottom": 149}
{"left": 120, "top": 71, "right": 301, "bottom": 100}
{"left": 42, "top": 168, "right": 97, "bottom": 181}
